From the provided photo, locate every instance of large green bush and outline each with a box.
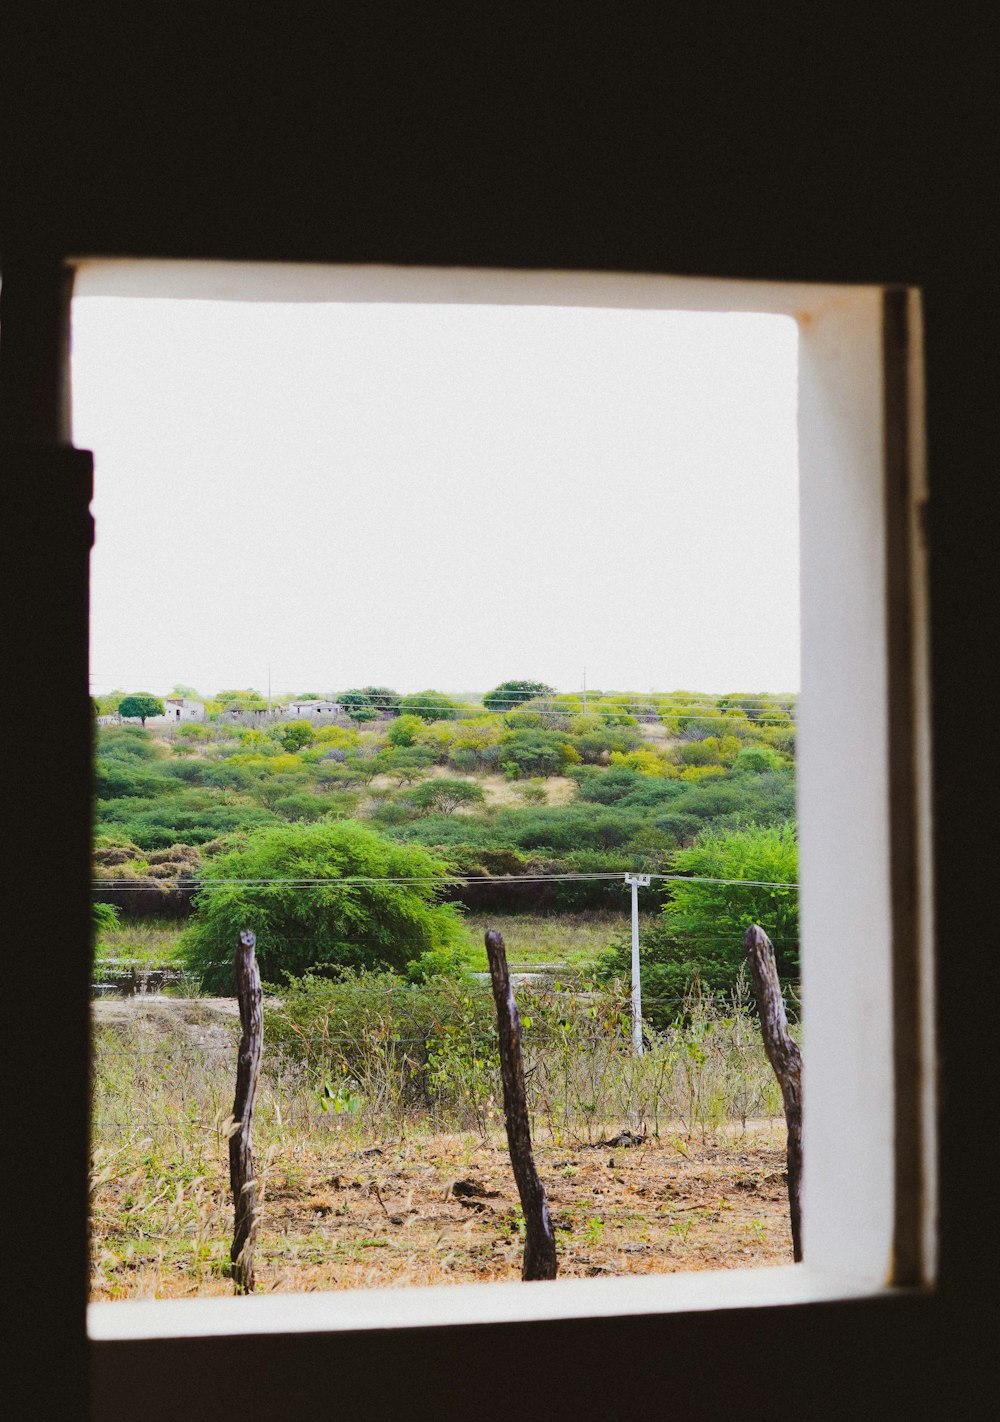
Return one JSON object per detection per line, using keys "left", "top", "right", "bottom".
{"left": 398, "top": 691, "right": 462, "bottom": 722}
{"left": 499, "top": 729, "right": 575, "bottom": 777}
{"left": 181, "top": 820, "right": 465, "bottom": 992}
{"left": 597, "top": 823, "right": 799, "bottom": 1010}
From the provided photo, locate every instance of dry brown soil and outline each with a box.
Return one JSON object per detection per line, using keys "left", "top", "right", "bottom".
{"left": 91, "top": 1124, "right": 792, "bottom": 1299}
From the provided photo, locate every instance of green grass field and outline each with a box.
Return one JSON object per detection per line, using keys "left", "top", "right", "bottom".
{"left": 95, "top": 919, "right": 187, "bottom": 968}
{"left": 95, "top": 910, "right": 654, "bottom": 987}
{"left": 461, "top": 910, "right": 652, "bottom": 974}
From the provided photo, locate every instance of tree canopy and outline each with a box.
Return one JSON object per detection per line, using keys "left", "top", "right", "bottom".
{"left": 484, "top": 679, "right": 556, "bottom": 711}
{"left": 398, "top": 691, "right": 462, "bottom": 722}
{"left": 405, "top": 778, "right": 485, "bottom": 815}
{"left": 181, "top": 821, "right": 464, "bottom": 991}
{"left": 118, "top": 693, "right": 165, "bottom": 725}
{"left": 215, "top": 689, "right": 266, "bottom": 707}
{"left": 597, "top": 824, "right": 799, "bottom": 1012}
{"left": 275, "top": 719, "right": 316, "bottom": 753}
{"left": 337, "top": 689, "right": 380, "bottom": 721}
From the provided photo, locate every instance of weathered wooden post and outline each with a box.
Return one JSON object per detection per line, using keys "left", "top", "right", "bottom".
{"left": 230, "top": 928, "right": 263, "bottom": 1293}
{"left": 485, "top": 929, "right": 558, "bottom": 1280}
{"left": 744, "top": 923, "right": 803, "bottom": 1261}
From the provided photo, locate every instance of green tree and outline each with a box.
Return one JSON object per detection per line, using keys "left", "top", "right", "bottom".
{"left": 360, "top": 686, "right": 401, "bottom": 717}
{"left": 483, "top": 679, "right": 555, "bottom": 711}
{"left": 274, "top": 719, "right": 316, "bottom": 753}
{"left": 387, "top": 714, "right": 425, "bottom": 747}
{"left": 95, "top": 689, "right": 126, "bottom": 716}
{"left": 118, "top": 693, "right": 165, "bottom": 726}
{"left": 342, "top": 751, "right": 381, "bottom": 784}
{"left": 215, "top": 689, "right": 266, "bottom": 708}
{"left": 182, "top": 821, "right": 463, "bottom": 992}
{"left": 499, "top": 729, "right": 575, "bottom": 777}
{"left": 597, "top": 824, "right": 799, "bottom": 1010}
{"left": 732, "top": 745, "right": 783, "bottom": 775}
{"left": 664, "top": 825, "right": 797, "bottom": 953}
{"left": 399, "top": 691, "right": 461, "bottom": 722}
{"left": 406, "top": 778, "right": 486, "bottom": 815}
{"left": 590, "top": 696, "right": 639, "bottom": 728}
{"left": 338, "top": 689, "right": 379, "bottom": 722}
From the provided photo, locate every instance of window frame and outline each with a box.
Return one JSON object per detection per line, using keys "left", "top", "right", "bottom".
{"left": 70, "top": 261, "right": 933, "bottom": 1398}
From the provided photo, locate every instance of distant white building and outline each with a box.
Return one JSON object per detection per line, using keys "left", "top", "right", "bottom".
{"left": 166, "top": 696, "right": 205, "bottom": 722}
{"left": 280, "top": 699, "right": 341, "bottom": 719}
{"left": 136, "top": 697, "right": 205, "bottom": 725}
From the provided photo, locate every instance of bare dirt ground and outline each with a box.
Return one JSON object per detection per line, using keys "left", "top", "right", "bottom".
{"left": 90, "top": 1122, "right": 792, "bottom": 1300}
{"left": 91, "top": 998, "right": 792, "bottom": 1300}
{"left": 367, "top": 766, "right": 578, "bottom": 808}
{"left": 637, "top": 721, "right": 680, "bottom": 748}
{"left": 93, "top": 994, "right": 241, "bottom": 1052}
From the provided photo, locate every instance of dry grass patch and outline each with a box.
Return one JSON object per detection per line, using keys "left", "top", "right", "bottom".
{"left": 91, "top": 1126, "right": 792, "bottom": 1300}
{"left": 91, "top": 996, "right": 791, "bottom": 1301}
{"left": 478, "top": 774, "right": 577, "bottom": 807}
{"left": 462, "top": 911, "right": 640, "bottom": 972}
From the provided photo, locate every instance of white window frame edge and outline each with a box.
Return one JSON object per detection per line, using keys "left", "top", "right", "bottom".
{"left": 75, "top": 262, "right": 934, "bottom": 1344}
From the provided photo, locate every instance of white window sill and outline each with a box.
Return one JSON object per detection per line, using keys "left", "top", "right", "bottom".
{"left": 89, "top": 1263, "right": 900, "bottom": 1342}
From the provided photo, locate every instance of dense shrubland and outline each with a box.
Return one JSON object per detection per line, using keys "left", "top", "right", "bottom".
{"left": 92, "top": 685, "right": 797, "bottom": 997}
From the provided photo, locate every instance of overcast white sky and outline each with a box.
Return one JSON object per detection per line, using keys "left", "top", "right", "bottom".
{"left": 72, "top": 298, "right": 800, "bottom": 701}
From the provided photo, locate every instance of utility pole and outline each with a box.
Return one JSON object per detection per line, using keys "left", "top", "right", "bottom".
{"left": 624, "top": 873, "right": 651, "bottom": 1054}
{"left": 267, "top": 663, "right": 271, "bottom": 713}
{"left": 582, "top": 667, "right": 587, "bottom": 716}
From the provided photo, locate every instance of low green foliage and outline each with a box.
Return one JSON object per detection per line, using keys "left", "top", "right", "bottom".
{"left": 387, "top": 714, "right": 425, "bottom": 747}
{"left": 499, "top": 729, "right": 577, "bottom": 777}
{"left": 262, "top": 968, "right": 785, "bottom": 1140}
{"left": 181, "top": 820, "right": 465, "bottom": 991}
{"left": 597, "top": 824, "right": 799, "bottom": 1009}
{"left": 337, "top": 689, "right": 382, "bottom": 722}
{"left": 93, "top": 901, "right": 120, "bottom": 936}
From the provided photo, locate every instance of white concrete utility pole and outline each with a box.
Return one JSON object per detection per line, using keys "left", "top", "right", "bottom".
{"left": 624, "top": 873, "right": 651, "bottom": 1054}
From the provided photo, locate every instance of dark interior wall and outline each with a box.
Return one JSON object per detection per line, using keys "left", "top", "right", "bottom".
{"left": 2, "top": 10, "right": 991, "bottom": 282}
{"left": 2, "top": 10, "right": 997, "bottom": 1419}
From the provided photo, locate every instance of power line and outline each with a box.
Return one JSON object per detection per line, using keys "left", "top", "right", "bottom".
{"left": 92, "top": 871, "right": 800, "bottom": 890}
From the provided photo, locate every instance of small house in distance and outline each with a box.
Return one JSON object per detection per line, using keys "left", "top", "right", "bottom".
{"left": 115, "top": 696, "right": 206, "bottom": 726}
{"left": 279, "top": 699, "right": 341, "bottom": 719}
{"left": 163, "top": 696, "right": 205, "bottom": 723}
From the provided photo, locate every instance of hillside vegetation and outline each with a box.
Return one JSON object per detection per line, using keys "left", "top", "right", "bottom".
{"left": 93, "top": 686, "right": 798, "bottom": 998}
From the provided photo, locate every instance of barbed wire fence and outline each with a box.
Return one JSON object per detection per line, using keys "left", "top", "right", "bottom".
{"left": 92, "top": 867, "right": 800, "bottom": 1142}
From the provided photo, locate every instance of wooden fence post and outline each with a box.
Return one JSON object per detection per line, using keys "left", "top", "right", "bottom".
{"left": 485, "top": 929, "right": 558, "bottom": 1280}
{"left": 744, "top": 923, "right": 803, "bottom": 1261}
{"left": 230, "top": 928, "right": 263, "bottom": 1293}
